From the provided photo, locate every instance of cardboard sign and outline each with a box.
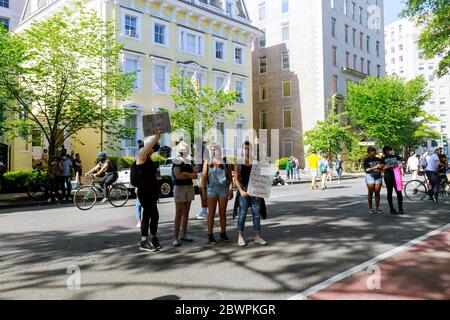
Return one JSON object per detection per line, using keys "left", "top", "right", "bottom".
{"left": 247, "top": 163, "right": 273, "bottom": 199}
{"left": 142, "top": 112, "right": 171, "bottom": 137}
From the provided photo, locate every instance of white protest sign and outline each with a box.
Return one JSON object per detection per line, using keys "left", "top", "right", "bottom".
{"left": 247, "top": 163, "right": 273, "bottom": 199}
{"left": 142, "top": 112, "right": 171, "bottom": 137}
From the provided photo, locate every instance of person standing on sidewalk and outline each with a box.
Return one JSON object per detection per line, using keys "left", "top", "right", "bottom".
{"left": 134, "top": 140, "right": 145, "bottom": 229}
{"left": 172, "top": 142, "right": 198, "bottom": 247}
{"left": 381, "top": 146, "right": 404, "bottom": 215}
{"left": 196, "top": 142, "right": 210, "bottom": 220}
{"left": 285, "top": 157, "right": 291, "bottom": 180}
{"left": 47, "top": 157, "right": 63, "bottom": 203}
{"left": 60, "top": 153, "right": 73, "bottom": 201}
{"left": 364, "top": 147, "right": 383, "bottom": 214}
{"left": 335, "top": 155, "right": 344, "bottom": 184}
{"left": 306, "top": 150, "right": 320, "bottom": 190}
{"left": 318, "top": 155, "right": 329, "bottom": 190}
{"left": 202, "top": 143, "right": 233, "bottom": 245}
{"left": 73, "top": 153, "right": 83, "bottom": 186}
{"left": 234, "top": 141, "right": 267, "bottom": 247}
{"left": 406, "top": 153, "right": 420, "bottom": 187}
{"left": 136, "top": 133, "right": 162, "bottom": 252}
{"left": 425, "top": 147, "right": 445, "bottom": 204}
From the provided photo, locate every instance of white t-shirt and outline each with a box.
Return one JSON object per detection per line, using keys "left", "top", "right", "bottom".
{"left": 407, "top": 156, "right": 419, "bottom": 171}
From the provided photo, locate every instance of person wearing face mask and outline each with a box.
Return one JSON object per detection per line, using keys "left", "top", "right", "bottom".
{"left": 60, "top": 152, "right": 73, "bottom": 201}
{"left": 381, "top": 146, "right": 404, "bottom": 215}
{"left": 172, "top": 141, "right": 198, "bottom": 247}
{"left": 135, "top": 132, "right": 162, "bottom": 252}
{"left": 85, "top": 151, "right": 118, "bottom": 204}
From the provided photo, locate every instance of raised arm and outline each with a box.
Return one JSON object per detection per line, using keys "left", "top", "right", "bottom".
{"left": 137, "top": 132, "right": 162, "bottom": 165}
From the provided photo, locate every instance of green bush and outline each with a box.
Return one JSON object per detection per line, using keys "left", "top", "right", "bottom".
{"left": 2, "top": 169, "right": 37, "bottom": 192}
{"left": 151, "top": 154, "right": 167, "bottom": 166}
{"left": 120, "top": 157, "right": 135, "bottom": 168}
{"left": 276, "top": 158, "right": 290, "bottom": 170}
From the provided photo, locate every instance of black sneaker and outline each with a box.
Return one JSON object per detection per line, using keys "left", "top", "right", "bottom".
{"left": 140, "top": 241, "right": 158, "bottom": 252}
{"left": 220, "top": 232, "right": 230, "bottom": 243}
{"left": 151, "top": 237, "right": 163, "bottom": 250}
{"left": 208, "top": 234, "right": 217, "bottom": 245}
{"left": 398, "top": 210, "right": 405, "bottom": 215}
{"left": 390, "top": 209, "right": 399, "bottom": 215}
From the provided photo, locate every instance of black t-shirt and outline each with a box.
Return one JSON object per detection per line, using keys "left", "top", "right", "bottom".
{"left": 238, "top": 164, "right": 252, "bottom": 190}
{"left": 438, "top": 154, "right": 448, "bottom": 174}
{"left": 173, "top": 158, "right": 194, "bottom": 186}
{"left": 364, "top": 157, "right": 382, "bottom": 178}
{"left": 136, "top": 156, "right": 158, "bottom": 200}
{"left": 381, "top": 155, "right": 402, "bottom": 175}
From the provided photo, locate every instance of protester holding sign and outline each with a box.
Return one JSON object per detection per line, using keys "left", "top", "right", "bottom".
{"left": 202, "top": 143, "right": 233, "bottom": 245}
{"left": 234, "top": 142, "right": 268, "bottom": 247}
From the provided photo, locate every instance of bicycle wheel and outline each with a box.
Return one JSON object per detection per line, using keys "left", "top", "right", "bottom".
{"left": 441, "top": 181, "right": 450, "bottom": 199}
{"left": 27, "top": 180, "right": 47, "bottom": 201}
{"left": 109, "top": 184, "right": 129, "bottom": 207}
{"left": 74, "top": 186, "right": 97, "bottom": 210}
{"left": 404, "top": 180, "right": 427, "bottom": 201}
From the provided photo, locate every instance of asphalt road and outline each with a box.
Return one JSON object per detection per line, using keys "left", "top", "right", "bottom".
{"left": 0, "top": 178, "right": 449, "bottom": 300}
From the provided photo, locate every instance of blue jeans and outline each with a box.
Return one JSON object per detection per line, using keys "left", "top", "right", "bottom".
{"left": 135, "top": 196, "right": 142, "bottom": 220}
{"left": 238, "top": 195, "right": 262, "bottom": 232}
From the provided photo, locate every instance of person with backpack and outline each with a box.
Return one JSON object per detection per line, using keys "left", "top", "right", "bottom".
{"left": 306, "top": 150, "right": 320, "bottom": 190}
{"left": 85, "top": 152, "right": 118, "bottom": 204}
{"left": 202, "top": 143, "right": 233, "bottom": 245}
{"left": 318, "top": 155, "right": 329, "bottom": 190}
{"left": 172, "top": 141, "right": 198, "bottom": 247}
{"left": 134, "top": 140, "right": 144, "bottom": 229}
{"left": 291, "top": 157, "right": 298, "bottom": 180}
{"left": 335, "top": 155, "right": 344, "bottom": 184}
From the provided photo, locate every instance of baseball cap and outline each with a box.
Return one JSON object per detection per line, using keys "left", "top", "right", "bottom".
{"left": 434, "top": 147, "right": 443, "bottom": 152}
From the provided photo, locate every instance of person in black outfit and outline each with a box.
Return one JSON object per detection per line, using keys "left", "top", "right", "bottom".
{"left": 381, "top": 146, "right": 404, "bottom": 215}
{"left": 136, "top": 132, "right": 162, "bottom": 252}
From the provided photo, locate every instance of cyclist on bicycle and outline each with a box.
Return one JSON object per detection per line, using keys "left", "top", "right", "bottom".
{"left": 85, "top": 152, "right": 118, "bottom": 203}
{"left": 425, "top": 147, "right": 445, "bottom": 204}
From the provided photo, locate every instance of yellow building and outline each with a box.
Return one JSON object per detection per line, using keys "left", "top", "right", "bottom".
{"left": 18, "top": 0, "right": 261, "bottom": 168}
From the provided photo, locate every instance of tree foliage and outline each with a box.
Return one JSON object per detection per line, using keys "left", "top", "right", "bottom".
{"left": 401, "top": 0, "right": 450, "bottom": 77}
{"left": 345, "top": 76, "right": 432, "bottom": 150}
{"left": 0, "top": 5, "right": 135, "bottom": 161}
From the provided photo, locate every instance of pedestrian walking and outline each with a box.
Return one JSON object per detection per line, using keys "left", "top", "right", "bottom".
{"left": 135, "top": 132, "right": 162, "bottom": 252}
{"left": 364, "top": 147, "right": 383, "bottom": 214}
{"left": 172, "top": 141, "right": 198, "bottom": 247}
{"left": 335, "top": 155, "right": 344, "bottom": 184}
{"left": 406, "top": 153, "right": 419, "bottom": 185}
{"left": 319, "top": 155, "right": 330, "bottom": 190}
{"left": 294, "top": 157, "right": 301, "bottom": 181}
{"left": 425, "top": 147, "right": 445, "bottom": 204}
{"left": 60, "top": 152, "right": 73, "bottom": 201}
{"left": 381, "top": 146, "right": 404, "bottom": 215}
{"left": 73, "top": 153, "right": 83, "bottom": 185}
{"left": 233, "top": 141, "right": 268, "bottom": 247}
{"left": 202, "top": 143, "right": 233, "bottom": 245}
{"left": 306, "top": 150, "right": 320, "bottom": 190}
{"left": 327, "top": 155, "right": 333, "bottom": 184}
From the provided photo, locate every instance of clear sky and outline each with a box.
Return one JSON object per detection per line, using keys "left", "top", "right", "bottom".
{"left": 384, "top": 0, "right": 406, "bottom": 25}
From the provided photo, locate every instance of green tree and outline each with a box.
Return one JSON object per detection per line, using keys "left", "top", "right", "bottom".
{"left": 401, "top": 0, "right": 450, "bottom": 77}
{"left": 0, "top": 5, "right": 135, "bottom": 162}
{"left": 345, "top": 76, "right": 431, "bottom": 150}
{"left": 170, "top": 75, "right": 240, "bottom": 143}
{"left": 303, "top": 102, "right": 353, "bottom": 159}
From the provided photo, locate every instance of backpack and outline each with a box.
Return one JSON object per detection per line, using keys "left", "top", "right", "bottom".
{"left": 419, "top": 158, "right": 428, "bottom": 170}
{"left": 130, "top": 160, "right": 138, "bottom": 187}
{"left": 319, "top": 161, "right": 326, "bottom": 173}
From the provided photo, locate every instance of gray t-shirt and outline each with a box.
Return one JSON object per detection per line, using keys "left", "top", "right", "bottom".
{"left": 426, "top": 153, "right": 440, "bottom": 172}
{"left": 60, "top": 158, "right": 73, "bottom": 176}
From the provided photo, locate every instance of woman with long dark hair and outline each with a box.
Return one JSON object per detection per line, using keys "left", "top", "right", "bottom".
{"left": 382, "top": 146, "right": 404, "bottom": 215}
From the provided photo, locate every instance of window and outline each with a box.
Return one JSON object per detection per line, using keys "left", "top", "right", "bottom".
{"left": 153, "top": 22, "right": 167, "bottom": 46}
{"left": 215, "top": 40, "right": 225, "bottom": 61}
{"left": 399, "top": 56, "right": 403, "bottom": 62}
{"left": 391, "top": 47, "right": 395, "bottom": 54}
{"left": 283, "top": 108, "right": 292, "bottom": 128}
{"left": 331, "top": 17, "right": 337, "bottom": 38}
{"left": 282, "top": 0, "right": 289, "bottom": 13}
{"left": 283, "top": 140, "right": 293, "bottom": 158}
{"left": 124, "top": 15, "right": 138, "bottom": 37}
{"left": 345, "top": 51, "right": 350, "bottom": 68}
{"left": 399, "top": 44, "right": 403, "bottom": 51}
{"left": 0, "top": 0, "right": 9, "bottom": 8}
{"left": 261, "top": 111, "right": 268, "bottom": 129}
{"left": 345, "top": 25, "right": 349, "bottom": 44}
{"left": 360, "top": 32, "right": 363, "bottom": 50}
{"left": 235, "top": 79, "right": 245, "bottom": 103}
{"left": 259, "top": 31, "right": 266, "bottom": 48}
{"left": 214, "top": 75, "right": 225, "bottom": 90}
{"left": 259, "top": 2, "right": 266, "bottom": 21}
{"left": 377, "top": 65, "right": 381, "bottom": 78}
{"left": 124, "top": 114, "right": 138, "bottom": 156}
{"left": 260, "top": 85, "right": 268, "bottom": 101}
{"left": 226, "top": 1, "right": 233, "bottom": 17}
{"left": 282, "top": 80, "right": 291, "bottom": 97}
{"left": 428, "top": 63, "right": 434, "bottom": 70}
{"left": 359, "top": 6, "right": 363, "bottom": 24}
{"left": 352, "top": 28, "right": 356, "bottom": 47}
{"left": 282, "top": 23, "right": 290, "bottom": 41}
{"left": 344, "top": 0, "right": 348, "bottom": 15}
{"left": 0, "top": 17, "right": 8, "bottom": 31}
{"left": 124, "top": 58, "right": 139, "bottom": 89}
{"left": 234, "top": 46, "right": 244, "bottom": 65}
{"left": 367, "top": 60, "right": 371, "bottom": 75}
{"left": 351, "top": 2, "right": 356, "bottom": 21}
{"left": 353, "top": 54, "right": 357, "bottom": 70}
{"left": 418, "top": 63, "right": 424, "bottom": 71}
{"left": 429, "top": 75, "right": 434, "bottom": 82}
{"left": 153, "top": 64, "right": 168, "bottom": 93}
{"left": 418, "top": 51, "right": 424, "bottom": 59}
{"left": 331, "top": 0, "right": 336, "bottom": 9}
{"left": 180, "top": 28, "right": 204, "bottom": 56}
{"left": 282, "top": 52, "right": 290, "bottom": 70}
{"left": 259, "top": 57, "right": 267, "bottom": 74}
{"left": 332, "top": 75, "right": 338, "bottom": 93}
{"left": 366, "top": 36, "right": 370, "bottom": 53}
{"left": 376, "top": 41, "right": 380, "bottom": 58}
{"left": 332, "top": 46, "right": 337, "bottom": 67}
{"left": 217, "top": 122, "right": 225, "bottom": 148}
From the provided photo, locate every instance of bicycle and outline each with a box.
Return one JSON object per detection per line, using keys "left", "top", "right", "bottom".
{"left": 73, "top": 176, "right": 129, "bottom": 210}
{"left": 403, "top": 171, "right": 450, "bottom": 202}
{"left": 27, "top": 163, "right": 51, "bottom": 201}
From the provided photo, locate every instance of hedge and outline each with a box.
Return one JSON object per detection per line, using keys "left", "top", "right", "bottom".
{"left": 2, "top": 169, "right": 39, "bottom": 193}
{"left": 276, "top": 158, "right": 290, "bottom": 171}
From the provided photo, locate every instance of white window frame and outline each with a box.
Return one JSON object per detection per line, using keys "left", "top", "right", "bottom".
{"left": 121, "top": 9, "right": 142, "bottom": 40}
{"left": 281, "top": 52, "right": 290, "bottom": 70}
{"left": 233, "top": 44, "right": 245, "bottom": 66}
{"left": 234, "top": 76, "right": 246, "bottom": 104}
{"left": 179, "top": 27, "right": 205, "bottom": 57}
{"left": 260, "top": 84, "right": 269, "bottom": 102}
{"left": 214, "top": 38, "right": 227, "bottom": 62}
{"left": 258, "top": 2, "right": 266, "bottom": 21}
{"left": 152, "top": 19, "right": 170, "bottom": 47}
{"left": 282, "top": 108, "right": 292, "bottom": 128}
{"left": 282, "top": 0, "right": 289, "bottom": 14}
{"left": 122, "top": 53, "right": 143, "bottom": 91}
{"left": 259, "top": 57, "right": 267, "bottom": 74}
{"left": 282, "top": 80, "right": 291, "bottom": 98}
{"left": 151, "top": 58, "right": 170, "bottom": 95}
{"left": 281, "top": 22, "right": 290, "bottom": 41}
{"left": 122, "top": 104, "right": 144, "bottom": 158}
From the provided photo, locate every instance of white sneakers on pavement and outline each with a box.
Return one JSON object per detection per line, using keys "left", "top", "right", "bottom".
{"left": 255, "top": 236, "right": 268, "bottom": 245}
{"left": 173, "top": 239, "right": 181, "bottom": 247}
{"left": 238, "top": 237, "right": 246, "bottom": 247}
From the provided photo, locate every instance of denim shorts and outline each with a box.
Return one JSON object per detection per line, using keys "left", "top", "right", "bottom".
{"left": 207, "top": 185, "right": 229, "bottom": 199}
{"left": 365, "top": 174, "right": 382, "bottom": 185}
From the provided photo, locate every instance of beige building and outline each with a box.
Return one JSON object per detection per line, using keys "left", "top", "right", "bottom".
{"left": 247, "top": 0, "right": 385, "bottom": 163}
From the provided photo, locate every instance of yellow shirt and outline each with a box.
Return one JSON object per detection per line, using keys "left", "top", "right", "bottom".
{"left": 307, "top": 154, "right": 320, "bottom": 169}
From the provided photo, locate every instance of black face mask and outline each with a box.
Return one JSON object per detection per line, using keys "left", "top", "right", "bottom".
{"left": 153, "top": 143, "right": 160, "bottom": 152}
{"left": 244, "top": 150, "right": 250, "bottom": 157}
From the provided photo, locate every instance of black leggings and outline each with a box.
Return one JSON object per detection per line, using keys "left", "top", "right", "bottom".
{"left": 384, "top": 173, "right": 403, "bottom": 211}
{"left": 138, "top": 190, "right": 159, "bottom": 238}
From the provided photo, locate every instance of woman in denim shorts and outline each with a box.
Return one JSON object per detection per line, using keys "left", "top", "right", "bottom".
{"left": 201, "top": 143, "right": 233, "bottom": 245}
{"left": 363, "top": 147, "right": 384, "bottom": 214}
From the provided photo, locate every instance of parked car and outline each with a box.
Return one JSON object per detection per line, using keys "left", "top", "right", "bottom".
{"left": 117, "top": 158, "right": 199, "bottom": 198}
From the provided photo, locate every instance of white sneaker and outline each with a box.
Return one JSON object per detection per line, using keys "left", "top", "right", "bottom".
{"left": 180, "top": 234, "right": 193, "bottom": 242}
{"left": 196, "top": 212, "right": 206, "bottom": 220}
{"left": 238, "top": 237, "right": 246, "bottom": 247}
{"left": 255, "top": 236, "right": 268, "bottom": 245}
{"left": 100, "top": 198, "right": 108, "bottom": 204}
{"left": 369, "top": 209, "right": 376, "bottom": 214}
{"left": 136, "top": 221, "right": 141, "bottom": 229}
{"left": 173, "top": 239, "right": 181, "bottom": 247}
